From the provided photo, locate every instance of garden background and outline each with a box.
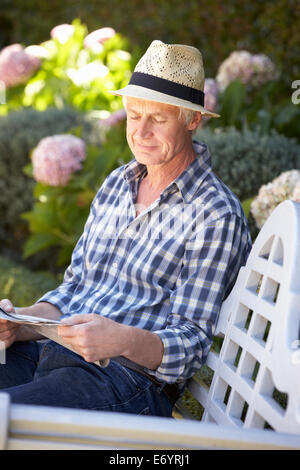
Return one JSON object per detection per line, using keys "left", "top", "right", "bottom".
{"left": 0, "top": 0, "right": 300, "bottom": 316}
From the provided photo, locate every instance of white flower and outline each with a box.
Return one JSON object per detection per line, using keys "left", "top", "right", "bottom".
{"left": 50, "top": 24, "right": 75, "bottom": 44}
{"left": 67, "top": 61, "right": 109, "bottom": 86}
{"left": 251, "top": 170, "right": 300, "bottom": 228}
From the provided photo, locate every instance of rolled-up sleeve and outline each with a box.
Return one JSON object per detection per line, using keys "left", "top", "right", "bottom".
{"left": 146, "top": 213, "right": 251, "bottom": 383}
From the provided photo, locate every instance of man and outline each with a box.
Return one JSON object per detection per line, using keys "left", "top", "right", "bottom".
{"left": 0, "top": 41, "right": 251, "bottom": 417}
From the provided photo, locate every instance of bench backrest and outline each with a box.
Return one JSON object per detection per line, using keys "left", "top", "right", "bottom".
{"left": 184, "top": 200, "right": 300, "bottom": 433}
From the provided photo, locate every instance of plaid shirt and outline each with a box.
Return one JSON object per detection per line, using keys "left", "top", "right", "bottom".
{"left": 38, "top": 141, "right": 252, "bottom": 385}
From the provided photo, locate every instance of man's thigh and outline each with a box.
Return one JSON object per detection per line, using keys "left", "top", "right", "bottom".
{"left": 3, "top": 341, "right": 172, "bottom": 417}
{"left": 0, "top": 341, "right": 41, "bottom": 389}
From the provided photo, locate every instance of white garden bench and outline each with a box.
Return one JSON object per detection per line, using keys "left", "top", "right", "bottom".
{"left": 1, "top": 200, "right": 300, "bottom": 450}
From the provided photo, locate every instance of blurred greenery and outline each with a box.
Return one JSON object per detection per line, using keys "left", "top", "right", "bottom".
{"left": 0, "top": 255, "right": 59, "bottom": 306}
{"left": 22, "top": 122, "right": 131, "bottom": 267}
{"left": 1, "top": 0, "right": 299, "bottom": 88}
{"left": 1, "top": 19, "right": 134, "bottom": 116}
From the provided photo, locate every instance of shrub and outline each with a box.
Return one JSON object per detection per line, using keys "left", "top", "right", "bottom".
{"left": 250, "top": 170, "right": 300, "bottom": 229}
{"left": 195, "top": 127, "right": 300, "bottom": 201}
{"left": 22, "top": 120, "right": 131, "bottom": 269}
{"left": 0, "top": 106, "right": 81, "bottom": 253}
{"left": 0, "top": 255, "right": 59, "bottom": 306}
{"left": 1, "top": 19, "right": 134, "bottom": 116}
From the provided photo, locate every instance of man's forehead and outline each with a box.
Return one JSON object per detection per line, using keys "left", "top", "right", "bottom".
{"left": 126, "top": 97, "right": 179, "bottom": 115}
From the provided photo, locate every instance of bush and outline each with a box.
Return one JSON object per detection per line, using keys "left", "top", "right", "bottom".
{"left": 195, "top": 126, "right": 300, "bottom": 201}
{"left": 1, "top": 19, "right": 134, "bottom": 116}
{"left": 0, "top": 106, "right": 81, "bottom": 255}
{"left": 22, "top": 120, "right": 130, "bottom": 269}
{"left": 0, "top": 255, "right": 59, "bottom": 306}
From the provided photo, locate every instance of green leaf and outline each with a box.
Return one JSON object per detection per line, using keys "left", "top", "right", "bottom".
{"left": 219, "top": 80, "right": 246, "bottom": 126}
{"left": 23, "top": 233, "right": 59, "bottom": 258}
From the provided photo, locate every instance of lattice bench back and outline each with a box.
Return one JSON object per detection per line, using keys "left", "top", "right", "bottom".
{"left": 184, "top": 200, "right": 300, "bottom": 433}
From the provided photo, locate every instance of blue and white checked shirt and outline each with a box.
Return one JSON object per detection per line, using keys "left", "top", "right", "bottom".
{"left": 38, "top": 141, "right": 252, "bottom": 385}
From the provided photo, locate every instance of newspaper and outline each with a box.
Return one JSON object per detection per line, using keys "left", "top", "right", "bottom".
{"left": 0, "top": 307, "right": 109, "bottom": 367}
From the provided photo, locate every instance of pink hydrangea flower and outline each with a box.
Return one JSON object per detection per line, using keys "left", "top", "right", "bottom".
{"left": 216, "top": 50, "right": 276, "bottom": 91}
{"left": 250, "top": 170, "right": 300, "bottom": 229}
{"left": 50, "top": 24, "right": 75, "bottom": 44}
{"left": 99, "top": 109, "right": 126, "bottom": 128}
{"left": 0, "top": 44, "right": 40, "bottom": 88}
{"left": 84, "top": 27, "right": 116, "bottom": 53}
{"left": 204, "top": 78, "right": 219, "bottom": 113}
{"left": 32, "top": 135, "right": 86, "bottom": 187}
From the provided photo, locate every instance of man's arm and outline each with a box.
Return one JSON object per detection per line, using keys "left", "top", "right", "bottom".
{"left": 58, "top": 313, "right": 164, "bottom": 370}
{"left": 0, "top": 299, "right": 62, "bottom": 344}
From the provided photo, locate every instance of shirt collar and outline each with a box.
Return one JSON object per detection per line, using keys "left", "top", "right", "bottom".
{"left": 123, "top": 140, "right": 212, "bottom": 202}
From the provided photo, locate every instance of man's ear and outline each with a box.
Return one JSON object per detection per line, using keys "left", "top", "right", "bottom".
{"left": 187, "top": 111, "right": 202, "bottom": 131}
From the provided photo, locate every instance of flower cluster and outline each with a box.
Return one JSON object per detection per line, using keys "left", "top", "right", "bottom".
{"left": 216, "top": 50, "right": 276, "bottom": 91}
{"left": 250, "top": 170, "right": 300, "bottom": 228}
{"left": 50, "top": 24, "right": 75, "bottom": 44}
{"left": 32, "top": 135, "right": 86, "bottom": 187}
{"left": 99, "top": 108, "right": 127, "bottom": 128}
{"left": 204, "top": 78, "right": 219, "bottom": 113}
{"left": 0, "top": 44, "right": 40, "bottom": 88}
{"left": 84, "top": 27, "right": 116, "bottom": 53}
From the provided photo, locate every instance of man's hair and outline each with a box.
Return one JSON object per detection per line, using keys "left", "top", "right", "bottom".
{"left": 122, "top": 96, "right": 198, "bottom": 127}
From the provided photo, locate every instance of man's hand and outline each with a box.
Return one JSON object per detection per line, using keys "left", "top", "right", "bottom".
{"left": 57, "top": 313, "right": 164, "bottom": 370}
{"left": 0, "top": 299, "right": 20, "bottom": 348}
{"left": 57, "top": 314, "right": 129, "bottom": 363}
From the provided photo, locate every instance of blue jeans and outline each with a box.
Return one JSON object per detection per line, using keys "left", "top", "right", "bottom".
{"left": 0, "top": 340, "right": 172, "bottom": 417}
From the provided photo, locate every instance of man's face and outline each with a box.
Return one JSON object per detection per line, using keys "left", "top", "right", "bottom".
{"left": 125, "top": 97, "right": 198, "bottom": 167}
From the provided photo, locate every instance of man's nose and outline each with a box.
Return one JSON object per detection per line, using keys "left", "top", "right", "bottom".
{"left": 136, "top": 118, "right": 152, "bottom": 139}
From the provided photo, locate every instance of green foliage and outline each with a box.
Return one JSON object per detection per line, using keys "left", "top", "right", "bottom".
{"left": 211, "top": 79, "right": 300, "bottom": 142}
{"left": 0, "top": 255, "right": 59, "bottom": 306}
{"left": 195, "top": 126, "right": 300, "bottom": 201}
{"left": 0, "top": 106, "right": 81, "bottom": 252}
{"left": 22, "top": 121, "right": 131, "bottom": 267}
{"left": 1, "top": 0, "right": 299, "bottom": 89}
{"left": 1, "top": 19, "right": 133, "bottom": 116}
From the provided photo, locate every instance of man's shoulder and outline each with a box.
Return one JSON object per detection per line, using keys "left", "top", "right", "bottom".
{"left": 196, "top": 171, "right": 246, "bottom": 222}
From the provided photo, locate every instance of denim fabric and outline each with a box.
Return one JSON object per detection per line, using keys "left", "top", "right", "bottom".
{"left": 0, "top": 340, "right": 172, "bottom": 417}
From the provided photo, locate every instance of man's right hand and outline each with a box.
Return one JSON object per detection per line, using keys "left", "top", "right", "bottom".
{"left": 0, "top": 298, "right": 20, "bottom": 349}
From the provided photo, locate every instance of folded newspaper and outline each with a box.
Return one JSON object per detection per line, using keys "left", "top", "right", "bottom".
{"left": 0, "top": 307, "right": 109, "bottom": 367}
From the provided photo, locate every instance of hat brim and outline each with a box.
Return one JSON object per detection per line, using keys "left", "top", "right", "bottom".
{"left": 110, "top": 84, "right": 220, "bottom": 118}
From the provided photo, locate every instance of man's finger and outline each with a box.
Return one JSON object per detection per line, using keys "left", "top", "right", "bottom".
{"left": 60, "top": 313, "right": 93, "bottom": 326}
{"left": 0, "top": 299, "right": 14, "bottom": 312}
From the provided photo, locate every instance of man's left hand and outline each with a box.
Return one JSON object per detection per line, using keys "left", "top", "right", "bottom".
{"left": 57, "top": 314, "right": 129, "bottom": 363}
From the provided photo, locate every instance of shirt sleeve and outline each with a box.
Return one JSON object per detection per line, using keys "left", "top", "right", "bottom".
{"left": 36, "top": 199, "right": 97, "bottom": 315}
{"left": 145, "top": 213, "right": 251, "bottom": 384}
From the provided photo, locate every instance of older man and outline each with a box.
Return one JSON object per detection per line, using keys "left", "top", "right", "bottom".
{"left": 0, "top": 41, "right": 251, "bottom": 417}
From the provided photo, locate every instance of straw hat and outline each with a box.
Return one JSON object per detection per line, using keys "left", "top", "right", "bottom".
{"left": 111, "top": 40, "right": 220, "bottom": 118}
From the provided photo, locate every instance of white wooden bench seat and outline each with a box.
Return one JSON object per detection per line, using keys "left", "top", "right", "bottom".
{"left": 1, "top": 200, "right": 300, "bottom": 450}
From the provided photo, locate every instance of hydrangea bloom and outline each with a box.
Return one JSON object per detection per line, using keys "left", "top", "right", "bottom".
{"left": 250, "top": 170, "right": 300, "bottom": 229}
{"left": 203, "top": 78, "right": 219, "bottom": 113}
{"left": 67, "top": 61, "right": 109, "bottom": 86}
{"left": 50, "top": 24, "right": 75, "bottom": 44}
{"left": 32, "top": 135, "right": 86, "bottom": 187}
{"left": 99, "top": 109, "right": 126, "bottom": 127}
{"left": 84, "top": 27, "right": 116, "bottom": 53}
{"left": 216, "top": 50, "right": 276, "bottom": 91}
{"left": 0, "top": 44, "right": 40, "bottom": 88}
